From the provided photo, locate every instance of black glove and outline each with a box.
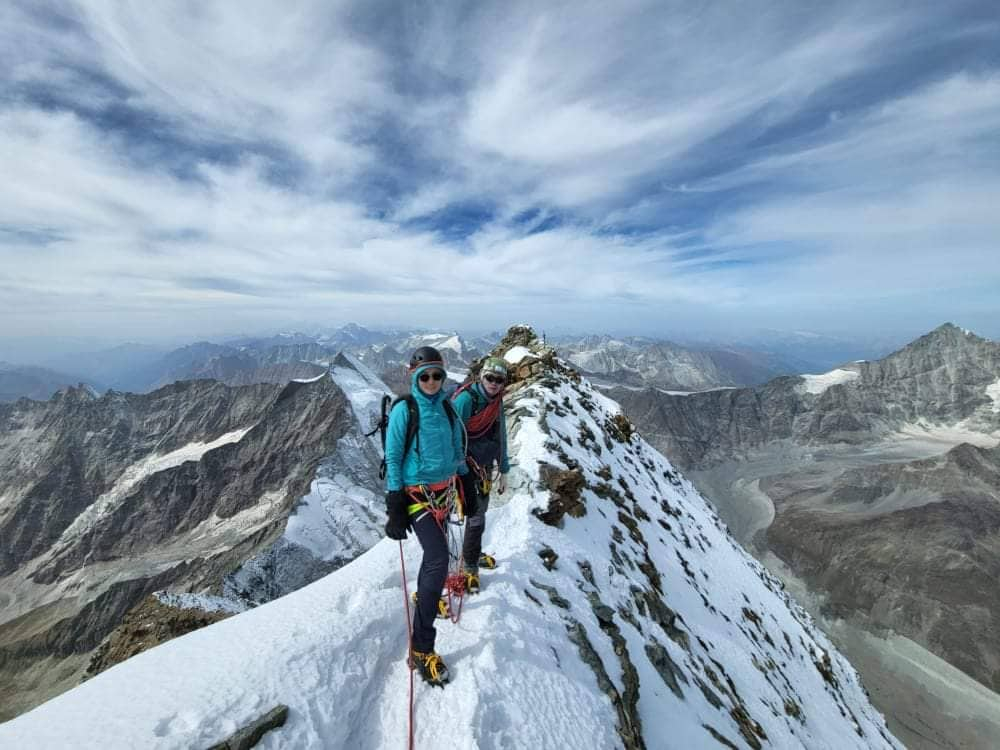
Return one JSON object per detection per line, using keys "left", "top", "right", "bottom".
{"left": 460, "top": 472, "right": 479, "bottom": 518}
{"left": 385, "top": 490, "right": 410, "bottom": 540}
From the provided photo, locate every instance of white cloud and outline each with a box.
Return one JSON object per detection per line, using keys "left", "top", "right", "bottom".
{"left": 1, "top": 1, "right": 998, "bottom": 343}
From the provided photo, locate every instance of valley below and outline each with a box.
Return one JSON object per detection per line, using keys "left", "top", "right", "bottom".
{"left": 689, "top": 434, "right": 1000, "bottom": 750}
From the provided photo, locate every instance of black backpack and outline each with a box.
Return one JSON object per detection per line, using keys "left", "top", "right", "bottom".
{"left": 370, "top": 394, "right": 458, "bottom": 480}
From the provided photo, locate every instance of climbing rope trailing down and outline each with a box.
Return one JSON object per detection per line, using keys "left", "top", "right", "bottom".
{"left": 398, "top": 542, "right": 415, "bottom": 749}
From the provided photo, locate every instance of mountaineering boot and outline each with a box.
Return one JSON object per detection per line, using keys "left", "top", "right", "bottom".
{"left": 464, "top": 570, "right": 480, "bottom": 595}
{"left": 410, "top": 650, "right": 450, "bottom": 686}
{"left": 478, "top": 553, "right": 497, "bottom": 570}
{"left": 412, "top": 591, "right": 451, "bottom": 619}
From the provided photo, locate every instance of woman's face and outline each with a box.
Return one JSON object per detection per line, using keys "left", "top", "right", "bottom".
{"left": 481, "top": 372, "right": 505, "bottom": 396}
{"left": 417, "top": 367, "right": 445, "bottom": 396}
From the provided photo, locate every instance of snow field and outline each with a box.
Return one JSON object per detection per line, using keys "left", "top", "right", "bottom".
{"left": 798, "top": 368, "right": 860, "bottom": 395}
{"left": 283, "top": 472, "right": 379, "bottom": 561}
{"left": 987, "top": 377, "right": 1000, "bottom": 413}
{"left": 501, "top": 375, "right": 898, "bottom": 748}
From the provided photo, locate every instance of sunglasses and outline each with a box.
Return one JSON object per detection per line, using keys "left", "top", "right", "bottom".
{"left": 419, "top": 371, "right": 445, "bottom": 383}
{"left": 482, "top": 374, "right": 506, "bottom": 385}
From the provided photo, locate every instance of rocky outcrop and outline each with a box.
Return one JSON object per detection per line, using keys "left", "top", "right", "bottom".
{"left": 207, "top": 705, "right": 288, "bottom": 750}
{"left": 85, "top": 595, "right": 235, "bottom": 678}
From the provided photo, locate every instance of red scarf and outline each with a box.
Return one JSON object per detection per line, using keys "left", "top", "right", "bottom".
{"left": 466, "top": 392, "right": 502, "bottom": 440}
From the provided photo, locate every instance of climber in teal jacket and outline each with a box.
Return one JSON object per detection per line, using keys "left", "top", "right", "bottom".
{"left": 383, "top": 367, "right": 467, "bottom": 495}
{"left": 383, "top": 346, "right": 467, "bottom": 687}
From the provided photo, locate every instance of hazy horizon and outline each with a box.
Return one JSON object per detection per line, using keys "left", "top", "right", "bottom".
{"left": 2, "top": 318, "right": 988, "bottom": 370}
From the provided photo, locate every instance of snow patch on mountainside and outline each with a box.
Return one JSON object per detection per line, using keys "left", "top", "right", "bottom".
{"left": 59, "top": 426, "right": 256, "bottom": 542}
{"left": 987, "top": 378, "right": 1000, "bottom": 413}
{"left": 799, "top": 368, "right": 860, "bottom": 394}
{"left": 330, "top": 353, "right": 387, "bottom": 442}
{"left": 504, "top": 345, "right": 533, "bottom": 364}
{"left": 438, "top": 334, "right": 462, "bottom": 353}
{"left": 284, "top": 473, "right": 380, "bottom": 562}
{"left": 154, "top": 592, "right": 247, "bottom": 615}
{"left": 893, "top": 420, "right": 1000, "bottom": 450}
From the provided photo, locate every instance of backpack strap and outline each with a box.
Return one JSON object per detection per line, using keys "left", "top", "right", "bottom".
{"left": 401, "top": 395, "right": 419, "bottom": 458}
{"left": 443, "top": 398, "right": 464, "bottom": 454}
{"left": 378, "top": 395, "right": 418, "bottom": 480}
{"left": 452, "top": 381, "right": 484, "bottom": 414}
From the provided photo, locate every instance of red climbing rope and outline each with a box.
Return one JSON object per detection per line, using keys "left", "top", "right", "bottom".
{"left": 399, "top": 541, "right": 414, "bottom": 750}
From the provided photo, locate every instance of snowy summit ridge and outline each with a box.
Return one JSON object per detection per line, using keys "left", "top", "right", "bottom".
{"left": 0, "top": 326, "right": 899, "bottom": 749}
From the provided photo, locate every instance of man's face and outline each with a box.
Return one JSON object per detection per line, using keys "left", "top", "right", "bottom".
{"left": 481, "top": 371, "right": 505, "bottom": 396}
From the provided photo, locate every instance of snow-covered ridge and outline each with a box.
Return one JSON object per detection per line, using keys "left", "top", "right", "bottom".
{"left": 58, "top": 426, "right": 255, "bottom": 542}
{"left": 798, "top": 368, "right": 860, "bottom": 395}
{"left": 329, "top": 352, "right": 386, "bottom": 438}
{"left": 283, "top": 473, "right": 379, "bottom": 562}
{"left": 0, "top": 345, "right": 898, "bottom": 749}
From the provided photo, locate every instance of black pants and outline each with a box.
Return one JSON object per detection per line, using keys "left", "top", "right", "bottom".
{"left": 410, "top": 510, "right": 449, "bottom": 653}
{"left": 460, "top": 472, "right": 489, "bottom": 571}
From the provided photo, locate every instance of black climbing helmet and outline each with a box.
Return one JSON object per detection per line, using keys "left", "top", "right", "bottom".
{"left": 409, "top": 346, "right": 445, "bottom": 371}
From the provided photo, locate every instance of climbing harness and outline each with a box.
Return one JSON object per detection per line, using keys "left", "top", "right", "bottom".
{"left": 405, "top": 477, "right": 467, "bottom": 623}
{"left": 466, "top": 456, "right": 501, "bottom": 496}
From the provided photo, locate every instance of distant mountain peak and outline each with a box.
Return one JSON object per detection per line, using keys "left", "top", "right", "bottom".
{"left": 895, "top": 322, "right": 992, "bottom": 357}
{"left": 52, "top": 382, "right": 99, "bottom": 403}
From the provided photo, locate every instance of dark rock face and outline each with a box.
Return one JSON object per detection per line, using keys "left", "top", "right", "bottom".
{"left": 0, "top": 379, "right": 347, "bottom": 579}
{"left": 0, "top": 375, "right": 354, "bottom": 720}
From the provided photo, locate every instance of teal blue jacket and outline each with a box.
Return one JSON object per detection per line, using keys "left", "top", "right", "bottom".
{"left": 384, "top": 366, "right": 467, "bottom": 492}
{"left": 452, "top": 382, "right": 510, "bottom": 473}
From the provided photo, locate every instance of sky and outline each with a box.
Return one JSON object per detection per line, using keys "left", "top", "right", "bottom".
{"left": 1, "top": 0, "right": 999, "bottom": 357}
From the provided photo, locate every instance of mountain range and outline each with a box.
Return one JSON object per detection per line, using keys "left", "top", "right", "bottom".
{"left": 0, "top": 354, "right": 390, "bottom": 720}
{"left": 0, "top": 328, "right": 900, "bottom": 749}
{"left": 3, "top": 324, "right": 897, "bottom": 405}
